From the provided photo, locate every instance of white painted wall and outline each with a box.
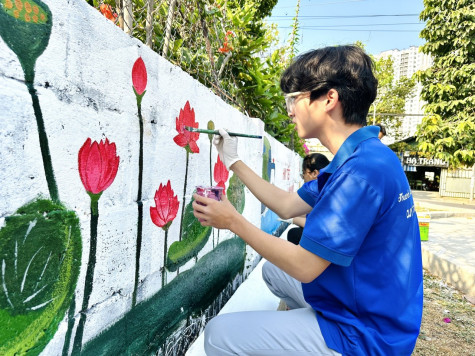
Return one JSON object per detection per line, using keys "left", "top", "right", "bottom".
{"left": 0, "top": 1, "right": 301, "bottom": 354}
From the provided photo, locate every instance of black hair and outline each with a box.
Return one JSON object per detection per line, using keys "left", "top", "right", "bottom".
{"left": 376, "top": 123, "right": 386, "bottom": 136}
{"left": 280, "top": 45, "right": 378, "bottom": 126}
{"left": 302, "top": 153, "right": 330, "bottom": 172}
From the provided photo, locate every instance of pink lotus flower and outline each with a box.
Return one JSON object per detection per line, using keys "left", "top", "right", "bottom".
{"left": 214, "top": 156, "right": 229, "bottom": 193}
{"left": 78, "top": 138, "right": 120, "bottom": 195}
{"left": 132, "top": 57, "right": 147, "bottom": 96}
{"left": 150, "top": 180, "right": 179, "bottom": 231}
{"left": 173, "top": 101, "right": 200, "bottom": 153}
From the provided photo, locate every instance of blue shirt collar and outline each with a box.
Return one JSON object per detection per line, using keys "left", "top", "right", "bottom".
{"left": 320, "top": 125, "right": 380, "bottom": 175}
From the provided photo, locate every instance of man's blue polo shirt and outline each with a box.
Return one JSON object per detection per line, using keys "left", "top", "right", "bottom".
{"left": 297, "top": 126, "right": 423, "bottom": 356}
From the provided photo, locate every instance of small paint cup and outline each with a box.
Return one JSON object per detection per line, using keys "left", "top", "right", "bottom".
{"left": 195, "top": 186, "right": 224, "bottom": 222}
{"left": 195, "top": 186, "right": 224, "bottom": 202}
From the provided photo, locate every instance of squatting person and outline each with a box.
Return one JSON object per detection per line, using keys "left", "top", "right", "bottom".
{"left": 192, "top": 45, "right": 423, "bottom": 356}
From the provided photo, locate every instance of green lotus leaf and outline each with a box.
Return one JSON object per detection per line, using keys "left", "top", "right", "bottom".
{"left": 167, "top": 173, "right": 245, "bottom": 272}
{"left": 227, "top": 173, "right": 245, "bottom": 214}
{"left": 166, "top": 200, "right": 211, "bottom": 272}
{"left": 82, "top": 237, "right": 246, "bottom": 355}
{"left": 262, "top": 137, "right": 271, "bottom": 182}
{"left": 0, "top": 198, "right": 82, "bottom": 355}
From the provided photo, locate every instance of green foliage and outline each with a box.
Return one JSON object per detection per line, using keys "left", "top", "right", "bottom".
{"left": 213, "top": 1, "right": 304, "bottom": 155}
{"left": 416, "top": 0, "right": 475, "bottom": 167}
{"left": 99, "top": 0, "right": 304, "bottom": 156}
{"left": 227, "top": 0, "right": 278, "bottom": 20}
{"left": 368, "top": 54, "right": 416, "bottom": 139}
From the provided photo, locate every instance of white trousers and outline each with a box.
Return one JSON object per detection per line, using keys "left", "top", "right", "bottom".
{"left": 203, "top": 261, "right": 341, "bottom": 356}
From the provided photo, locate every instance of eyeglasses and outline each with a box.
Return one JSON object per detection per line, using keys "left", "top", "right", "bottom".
{"left": 284, "top": 91, "right": 307, "bottom": 113}
{"left": 284, "top": 82, "right": 328, "bottom": 113}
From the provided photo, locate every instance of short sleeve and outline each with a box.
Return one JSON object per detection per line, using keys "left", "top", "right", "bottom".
{"left": 300, "top": 172, "right": 382, "bottom": 266}
{"left": 297, "top": 179, "right": 321, "bottom": 207}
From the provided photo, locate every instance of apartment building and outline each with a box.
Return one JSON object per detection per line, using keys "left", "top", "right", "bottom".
{"left": 375, "top": 46, "right": 433, "bottom": 139}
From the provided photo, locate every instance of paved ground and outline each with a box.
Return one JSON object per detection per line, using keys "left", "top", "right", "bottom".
{"left": 412, "top": 191, "right": 475, "bottom": 297}
{"left": 412, "top": 190, "right": 475, "bottom": 213}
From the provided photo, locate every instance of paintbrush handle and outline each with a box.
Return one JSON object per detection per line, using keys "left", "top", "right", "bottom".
{"left": 185, "top": 126, "right": 262, "bottom": 139}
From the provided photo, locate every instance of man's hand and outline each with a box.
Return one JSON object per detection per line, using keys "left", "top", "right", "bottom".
{"left": 192, "top": 193, "right": 239, "bottom": 230}
{"left": 213, "top": 128, "right": 240, "bottom": 170}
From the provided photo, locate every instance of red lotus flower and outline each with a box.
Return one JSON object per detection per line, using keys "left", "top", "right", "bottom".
{"left": 78, "top": 138, "right": 120, "bottom": 195}
{"left": 214, "top": 156, "right": 229, "bottom": 193}
{"left": 173, "top": 101, "right": 200, "bottom": 153}
{"left": 132, "top": 57, "right": 147, "bottom": 96}
{"left": 150, "top": 180, "right": 179, "bottom": 230}
{"left": 100, "top": 4, "right": 118, "bottom": 22}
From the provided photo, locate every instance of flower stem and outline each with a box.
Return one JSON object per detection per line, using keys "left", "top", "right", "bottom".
{"left": 162, "top": 229, "right": 168, "bottom": 287}
{"left": 178, "top": 150, "right": 189, "bottom": 242}
{"left": 72, "top": 194, "right": 100, "bottom": 354}
{"left": 177, "top": 151, "right": 190, "bottom": 275}
{"left": 209, "top": 145, "right": 212, "bottom": 187}
{"left": 210, "top": 144, "right": 215, "bottom": 248}
{"left": 26, "top": 81, "right": 59, "bottom": 203}
{"left": 133, "top": 100, "right": 144, "bottom": 307}
{"left": 61, "top": 297, "right": 75, "bottom": 356}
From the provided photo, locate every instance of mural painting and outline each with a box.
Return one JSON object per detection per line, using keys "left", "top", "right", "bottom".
{"left": 150, "top": 180, "right": 179, "bottom": 287}
{"left": 260, "top": 136, "right": 280, "bottom": 234}
{"left": 132, "top": 56, "right": 147, "bottom": 307}
{"left": 0, "top": 1, "right": 299, "bottom": 354}
{"left": 0, "top": 1, "right": 82, "bottom": 355}
{"left": 260, "top": 136, "right": 301, "bottom": 236}
{"left": 72, "top": 138, "right": 120, "bottom": 354}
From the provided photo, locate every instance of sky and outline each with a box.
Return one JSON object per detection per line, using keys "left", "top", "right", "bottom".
{"left": 267, "top": 0, "right": 426, "bottom": 56}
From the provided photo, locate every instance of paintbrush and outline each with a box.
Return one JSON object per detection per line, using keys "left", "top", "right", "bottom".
{"left": 185, "top": 126, "right": 262, "bottom": 139}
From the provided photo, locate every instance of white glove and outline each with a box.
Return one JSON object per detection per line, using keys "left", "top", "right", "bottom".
{"left": 213, "top": 128, "right": 240, "bottom": 170}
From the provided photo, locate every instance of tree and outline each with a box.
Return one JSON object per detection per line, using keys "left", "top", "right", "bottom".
{"left": 92, "top": 0, "right": 306, "bottom": 155}
{"left": 219, "top": 2, "right": 305, "bottom": 156}
{"left": 416, "top": 0, "right": 475, "bottom": 167}
{"left": 227, "top": 0, "right": 278, "bottom": 20}
{"left": 367, "top": 49, "right": 416, "bottom": 140}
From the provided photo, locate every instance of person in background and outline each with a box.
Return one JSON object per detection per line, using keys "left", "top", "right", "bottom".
{"left": 376, "top": 123, "right": 386, "bottom": 139}
{"left": 193, "top": 45, "right": 422, "bottom": 356}
{"left": 287, "top": 153, "right": 330, "bottom": 245}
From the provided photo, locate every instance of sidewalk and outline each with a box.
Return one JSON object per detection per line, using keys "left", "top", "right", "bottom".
{"left": 412, "top": 191, "right": 475, "bottom": 297}
{"left": 413, "top": 190, "right": 475, "bottom": 216}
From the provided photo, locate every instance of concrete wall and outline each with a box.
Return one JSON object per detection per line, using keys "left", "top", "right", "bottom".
{"left": 440, "top": 168, "right": 475, "bottom": 199}
{"left": 0, "top": 1, "right": 301, "bottom": 354}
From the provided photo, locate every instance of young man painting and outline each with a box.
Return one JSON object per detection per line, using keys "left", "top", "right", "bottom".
{"left": 193, "top": 45, "right": 423, "bottom": 356}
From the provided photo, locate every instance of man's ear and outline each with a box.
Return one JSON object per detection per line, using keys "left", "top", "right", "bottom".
{"left": 325, "top": 89, "right": 339, "bottom": 112}
{"left": 310, "top": 170, "right": 319, "bottom": 179}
